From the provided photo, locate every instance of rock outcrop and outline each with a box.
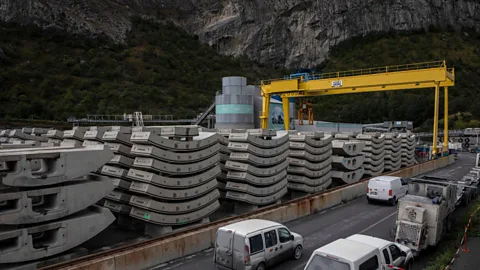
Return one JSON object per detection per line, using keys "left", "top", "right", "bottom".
{"left": 1, "top": 0, "right": 480, "bottom": 67}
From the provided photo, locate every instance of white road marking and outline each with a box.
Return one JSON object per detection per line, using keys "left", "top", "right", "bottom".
{"left": 358, "top": 211, "right": 397, "bottom": 234}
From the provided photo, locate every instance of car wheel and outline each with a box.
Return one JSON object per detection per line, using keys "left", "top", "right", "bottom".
{"left": 405, "top": 259, "right": 413, "bottom": 270}
{"left": 294, "top": 245, "right": 303, "bottom": 260}
{"left": 256, "top": 262, "right": 266, "bottom": 270}
{"left": 391, "top": 196, "right": 397, "bottom": 206}
{"left": 367, "top": 197, "right": 372, "bottom": 204}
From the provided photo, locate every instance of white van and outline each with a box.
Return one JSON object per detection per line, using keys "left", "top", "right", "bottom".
{"left": 304, "top": 234, "right": 414, "bottom": 270}
{"left": 214, "top": 219, "right": 303, "bottom": 270}
{"left": 366, "top": 176, "right": 408, "bottom": 205}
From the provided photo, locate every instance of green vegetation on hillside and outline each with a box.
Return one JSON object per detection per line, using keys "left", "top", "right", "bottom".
{"left": 0, "top": 18, "right": 283, "bottom": 121}
{"left": 313, "top": 29, "right": 480, "bottom": 130}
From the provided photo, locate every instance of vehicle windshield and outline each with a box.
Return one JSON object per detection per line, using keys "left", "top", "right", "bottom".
{"left": 305, "top": 254, "right": 350, "bottom": 270}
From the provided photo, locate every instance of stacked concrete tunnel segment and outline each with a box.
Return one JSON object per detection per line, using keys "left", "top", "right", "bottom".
{"left": 224, "top": 129, "right": 289, "bottom": 212}
{"left": 356, "top": 133, "right": 386, "bottom": 177}
{"left": 0, "top": 126, "right": 421, "bottom": 267}
{"left": 287, "top": 132, "right": 333, "bottom": 194}
{"left": 0, "top": 129, "right": 115, "bottom": 266}
{"left": 331, "top": 133, "right": 366, "bottom": 185}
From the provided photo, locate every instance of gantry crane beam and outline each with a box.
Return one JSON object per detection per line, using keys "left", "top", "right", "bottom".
{"left": 260, "top": 61, "right": 455, "bottom": 156}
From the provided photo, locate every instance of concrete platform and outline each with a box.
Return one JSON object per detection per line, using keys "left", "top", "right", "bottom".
{"left": 225, "top": 159, "right": 288, "bottom": 177}
{"left": 289, "top": 148, "right": 333, "bottom": 162}
{"left": 288, "top": 156, "right": 333, "bottom": 171}
{"left": 229, "top": 150, "right": 289, "bottom": 167}
{"left": 133, "top": 154, "right": 220, "bottom": 175}
{"left": 287, "top": 170, "right": 331, "bottom": 186}
{"left": 226, "top": 178, "right": 288, "bottom": 196}
{"left": 129, "top": 189, "right": 220, "bottom": 214}
{"left": 331, "top": 168, "right": 365, "bottom": 184}
{"left": 228, "top": 132, "right": 289, "bottom": 148}
{"left": 287, "top": 164, "right": 332, "bottom": 178}
{"left": 104, "top": 142, "right": 135, "bottom": 158}
{"left": 0, "top": 205, "right": 115, "bottom": 263}
{"left": 227, "top": 170, "right": 287, "bottom": 186}
{"left": 288, "top": 178, "right": 332, "bottom": 194}
{"left": 225, "top": 186, "right": 288, "bottom": 206}
{"left": 102, "top": 131, "right": 132, "bottom": 146}
{"left": 105, "top": 189, "right": 132, "bottom": 203}
{"left": 103, "top": 199, "right": 132, "bottom": 214}
{"left": 289, "top": 133, "right": 333, "bottom": 148}
{"left": 332, "top": 155, "right": 365, "bottom": 170}
{"left": 228, "top": 141, "right": 289, "bottom": 157}
{"left": 126, "top": 166, "right": 221, "bottom": 189}
{"left": 0, "top": 175, "right": 114, "bottom": 225}
{"left": 332, "top": 141, "right": 365, "bottom": 156}
{"left": 108, "top": 154, "right": 134, "bottom": 168}
{"left": 130, "top": 200, "right": 220, "bottom": 226}
{"left": 130, "top": 132, "right": 219, "bottom": 152}
{"left": 130, "top": 143, "right": 220, "bottom": 163}
{"left": 0, "top": 145, "right": 113, "bottom": 187}
{"left": 129, "top": 178, "right": 218, "bottom": 200}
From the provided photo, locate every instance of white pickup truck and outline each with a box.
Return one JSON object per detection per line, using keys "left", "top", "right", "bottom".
{"left": 304, "top": 234, "right": 414, "bottom": 270}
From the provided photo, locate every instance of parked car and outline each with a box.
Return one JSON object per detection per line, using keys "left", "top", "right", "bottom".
{"left": 366, "top": 176, "right": 408, "bottom": 206}
{"left": 304, "top": 234, "right": 414, "bottom": 270}
{"left": 214, "top": 219, "right": 303, "bottom": 270}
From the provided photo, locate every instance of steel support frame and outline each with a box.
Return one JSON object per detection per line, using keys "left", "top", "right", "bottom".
{"left": 444, "top": 87, "right": 449, "bottom": 149}
{"left": 432, "top": 83, "right": 440, "bottom": 156}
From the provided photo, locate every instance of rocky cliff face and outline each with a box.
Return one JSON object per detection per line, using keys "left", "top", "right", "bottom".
{"left": 1, "top": 0, "right": 480, "bottom": 67}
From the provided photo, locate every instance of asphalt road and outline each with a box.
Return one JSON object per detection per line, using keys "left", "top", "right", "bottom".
{"left": 155, "top": 153, "right": 476, "bottom": 270}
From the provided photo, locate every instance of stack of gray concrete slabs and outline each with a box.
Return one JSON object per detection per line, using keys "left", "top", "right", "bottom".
{"left": 331, "top": 134, "right": 366, "bottom": 185}
{"left": 399, "top": 133, "right": 416, "bottom": 167}
{"left": 383, "top": 133, "right": 402, "bottom": 171}
{"left": 287, "top": 132, "right": 333, "bottom": 194}
{"left": 216, "top": 131, "right": 232, "bottom": 198}
{"left": 356, "top": 133, "right": 385, "bottom": 177}
{"left": 126, "top": 128, "right": 221, "bottom": 227}
{"left": 225, "top": 130, "right": 289, "bottom": 206}
{"left": 8, "top": 129, "right": 48, "bottom": 143}
{"left": 0, "top": 205, "right": 115, "bottom": 264}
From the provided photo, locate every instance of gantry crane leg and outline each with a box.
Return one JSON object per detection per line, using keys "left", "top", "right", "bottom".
{"left": 282, "top": 97, "right": 290, "bottom": 130}
{"left": 444, "top": 87, "right": 449, "bottom": 149}
{"left": 432, "top": 83, "right": 440, "bottom": 157}
{"left": 260, "top": 93, "right": 270, "bottom": 129}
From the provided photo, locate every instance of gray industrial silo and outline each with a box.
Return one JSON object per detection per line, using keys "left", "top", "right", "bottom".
{"left": 215, "top": 77, "right": 255, "bottom": 129}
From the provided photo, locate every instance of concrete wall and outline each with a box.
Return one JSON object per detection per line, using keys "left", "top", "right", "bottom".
{"left": 49, "top": 156, "right": 454, "bottom": 270}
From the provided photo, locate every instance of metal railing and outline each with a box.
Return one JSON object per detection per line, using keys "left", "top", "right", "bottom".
{"left": 262, "top": 60, "right": 447, "bottom": 85}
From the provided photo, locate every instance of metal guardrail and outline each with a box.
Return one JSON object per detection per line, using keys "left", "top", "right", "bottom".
{"left": 262, "top": 61, "right": 446, "bottom": 85}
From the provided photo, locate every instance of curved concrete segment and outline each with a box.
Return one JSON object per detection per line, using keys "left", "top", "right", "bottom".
{"left": 131, "top": 143, "right": 220, "bottom": 163}
{"left": 332, "top": 141, "right": 365, "bottom": 156}
{"left": 106, "top": 189, "right": 132, "bottom": 203}
{"left": 289, "top": 133, "right": 333, "bottom": 148}
{"left": 0, "top": 205, "right": 115, "bottom": 263}
{"left": 229, "top": 150, "right": 289, "bottom": 167}
{"left": 363, "top": 162, "right": 385, "bottom": 172}
{"left": 362, "top": 146, "right": 385, "bottom": 155}
{"left": 101, "top": 165, "right": 129, "bottom": 180}
{"left": 384, "top": 152, "right": 402, "bottom": 162}
{"left": 130, "top": 200, "right": 220, "bottom": 226}
{"left": 104, "top": 142, "right": 135, "bottom": 158}
{"left": 289, "top": 142, "right": 332, "bottom": 155}
{"left": 62, "top": 129, "right": 85, "bottom": 141}
{"left": 108, "top": 154, "right": 134, "bottom": 168}
{"left": 356, "top": 134, "right": 385, "bottom": 144}
{"left": 226, "top": 178, "right": 288, "bottom": 197}
{"left": 289, "top": 156, "right": 333, "bottom": 171}
{"left": 102, "top": 130, "right": 132, "bottom": 146}
{"left": 129, "top": 189, "right": 220, "bottom": 214}
{"left": 0, "top": 145, "right": 114, "bottom": 187}
{"left": 228, "top": 142, "right": 289, "bottom": 157}
{"left": 129, "top": 178, "right": 218, "bottom": 200}
{"left": 227, "top": 170, "right": 287, "bottom": 186}
{"left": 130, "top": 132, "right": 219, "bottom": 152}
{"left": 289, "top": 148, "right": 333, "bottom": 162}
{"left": 225, "top": 159, "right": 288, "bottom": 177}
{"left": 288, "top": 178, "right": 332, "bottom": 193}
{"left": 332, "top": 167, "right": 365, "bottom": 184}
{"left": 8, "top": 130, "right": 48, "bottom": 142}
{"left": 363, "top": 156, "right": 384, "bottom": 166}
{"left": 133, "top": 154, "right": 220, "bottom": 175}
{"left": 287, "top": 170, "right": 331, "bottom": 186}
{"left": 228, "top": 132, "right": 289, "bottom": 148}
{"left": 46, "top": 130, "right": 63, "bottom": 139}
{"left": 127, "top": 166, "right": 221, "bottom": 189}
{"left": 0, "top": 175, "right": 113, "bottom": 225}
{"left": 287, "top": 164, "right": 332, "bottom": 178}
{"left": 104, "top": 200, "right": 132, "bottom": 214}
{"left": 226, "top": 186, "right": 288, "bottom": 205}
{"left": 332, "top": 155, "right": 365, "bottom": 170}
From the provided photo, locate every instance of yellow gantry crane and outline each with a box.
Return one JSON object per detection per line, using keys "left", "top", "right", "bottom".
{"left": 260, "top": 61, "right": 455, "bottom": 156}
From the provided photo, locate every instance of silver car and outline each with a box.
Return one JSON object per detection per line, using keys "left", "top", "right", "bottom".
{"left": 214, "top": 219, "right": 303, "bottom": 270}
